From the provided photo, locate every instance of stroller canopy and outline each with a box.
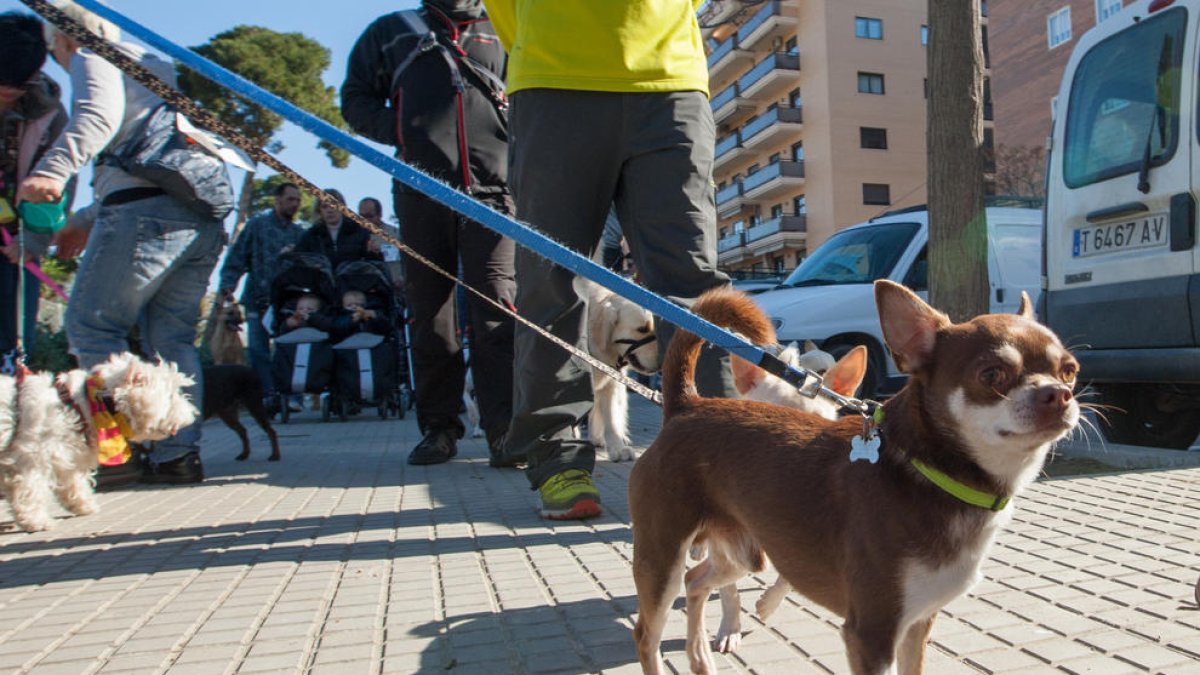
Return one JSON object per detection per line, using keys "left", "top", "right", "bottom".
{"left": 271, "top": 252, "right": 337, "bottom": 309}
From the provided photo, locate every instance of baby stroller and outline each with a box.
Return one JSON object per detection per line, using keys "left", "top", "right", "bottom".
{"left": 325, "top": 260, "right": 411, "bottom": 422}
{"left": 269, "top": 252, "right": 337, "bottom": 423}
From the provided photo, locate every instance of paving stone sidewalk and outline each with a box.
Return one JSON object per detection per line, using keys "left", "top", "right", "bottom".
{"left": 1, "top": 397, "right": 1199, "bottom": 674}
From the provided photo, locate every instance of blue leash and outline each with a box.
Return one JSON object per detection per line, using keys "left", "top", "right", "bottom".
{"left": 65, "top": 0, "right": 858, "bottom": 410}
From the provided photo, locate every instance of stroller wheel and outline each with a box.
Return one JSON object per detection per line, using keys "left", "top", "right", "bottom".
{"left": 280, "top": 393, "right": 291, "bottom": 424}
{"left": 320, "top": 393, "right": 331, "bottom": 423}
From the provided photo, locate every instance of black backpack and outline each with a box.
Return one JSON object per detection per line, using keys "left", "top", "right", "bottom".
{"left": 390, "top": 10, "right": 508, "bottom": 118}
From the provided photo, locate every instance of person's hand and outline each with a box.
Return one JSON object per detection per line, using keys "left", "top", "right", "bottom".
{"left": 1, "top": 242, "right": 20, "bottom": 265}
{"left": 220, "top": 287, "right": 235, "bottom": 302}
{"left": 280, "top": 244, "right": 294, "bottom": 254}
{"left": 53, "top": 224, "right": 89, "bottom": 259}
{"left": 285, "top": 314, "right": 304, "bottom": 329}
{"left": 17, "top": 176, "right": 64, "bottom": 204}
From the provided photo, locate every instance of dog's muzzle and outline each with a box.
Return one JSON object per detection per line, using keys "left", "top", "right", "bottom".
{"left": 615, "top": 334, "right": 657, "bottom": 373}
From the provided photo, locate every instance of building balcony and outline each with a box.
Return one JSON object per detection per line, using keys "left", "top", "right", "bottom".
{"left": 714, "top": 132, "right": 750, "bottom": 171}
{"left": 707, "top": 35, "right": 753, "bottom": 81}
{"left": 715, "top": 181, "right": 748, "bottom": 219}
{"left": 745, "top": 214, "right": 806, "bottom": 244}
{"left": 736, "top": 1, "right": 798, "bottom": 51}
{"left": 741, "top": 106, "right": 803, "bottom": 150}
{"left": 738, "top": 52, "right": 801, "bottom": 101}
{"left": 711, "top": 82, "right": 757, "bottom": 126}
{"left": 742, "top": 160, "right": 805, "bottom": 201}
{"left": 717, "top": 231, "right": 746, "bottom": 254}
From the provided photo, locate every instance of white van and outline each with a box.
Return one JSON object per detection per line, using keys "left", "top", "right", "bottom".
{"left": 1045, "top": 0, "right": 1200, "bottom": 449}
{"left": 753, "top": 206, "right": 1042, "bottom": 397}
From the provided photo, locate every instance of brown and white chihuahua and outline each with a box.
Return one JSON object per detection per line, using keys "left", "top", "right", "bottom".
{"left": 629, "top": 281, "right": 1079, "bottom": 674}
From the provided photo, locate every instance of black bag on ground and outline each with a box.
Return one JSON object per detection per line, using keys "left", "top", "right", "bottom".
{"left": 101, "top": 104, "right": 235, "bottom": 220}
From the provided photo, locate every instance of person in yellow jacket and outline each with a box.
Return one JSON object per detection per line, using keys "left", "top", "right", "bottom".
{"left": 484, "top": 0, "right": 733, "bottom": 520}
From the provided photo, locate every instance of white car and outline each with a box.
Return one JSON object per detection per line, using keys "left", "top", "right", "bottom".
{"left": 753, "top": 206, "right": 1042, "bottom": 397}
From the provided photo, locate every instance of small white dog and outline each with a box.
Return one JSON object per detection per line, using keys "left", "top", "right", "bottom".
{"left": 584, "top": 281, "right": 660, "bottom": 462}
{"left": 0, "top": 353, "right": 198, "bottom": 533}
{"left": 463, "top": 368, "right": 483, "bottom": 439}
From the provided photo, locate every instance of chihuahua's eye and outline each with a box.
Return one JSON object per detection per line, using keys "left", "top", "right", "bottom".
{"left": 980, "top": 366, "right": 1008, "bottom": 389}
{"left": 1060, "top": 364, "right": 1078, "bottom": 384}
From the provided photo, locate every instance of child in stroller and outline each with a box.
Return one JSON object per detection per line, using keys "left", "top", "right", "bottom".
{"left": 270, "top": 253, "right": 337, "bottom": 423}
{"left": 320, "top": 260, "right": 410, "bottom": 421}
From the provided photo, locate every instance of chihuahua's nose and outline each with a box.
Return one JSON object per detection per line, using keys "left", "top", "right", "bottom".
{"left": 1036, "top": 384, "right": 1073, "bottom": 410}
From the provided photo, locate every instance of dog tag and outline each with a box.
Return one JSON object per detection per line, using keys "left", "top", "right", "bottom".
{"left": 849, "top": 435, "right": 880, "bottom": 464}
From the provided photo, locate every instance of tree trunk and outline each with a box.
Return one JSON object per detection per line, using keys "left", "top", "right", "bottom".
{"left": 232, "top": 170, "right": 255, "bottom": 240}
{"left": 927, "top": 0, "right": 987, "bottom": 322}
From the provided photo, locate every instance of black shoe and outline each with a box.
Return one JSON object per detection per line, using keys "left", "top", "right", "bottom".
{"left": 95, "top": 453, "right": 144, "bottom": 491}
{"left": 263, "top": 396, "right": 281, "bottom": 418}
{"left": 141, "top": 452, "right": 205, "bottom": 484}
{"left": 407, "top": 428, "right": 459, "bottom": 465}
{"left": 486, "top": 427, "right": 523, "bottom": 468}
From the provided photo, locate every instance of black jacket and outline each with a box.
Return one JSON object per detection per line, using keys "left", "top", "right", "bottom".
{"left": 341, "top": 3, "right": 508, "bottom": 195}
{"left": 295, "top": 218, "right": 381, "bottom": 272}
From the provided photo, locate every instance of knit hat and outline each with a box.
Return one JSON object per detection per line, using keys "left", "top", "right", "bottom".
{"left": 0, "top": 12, "right": 48, "bottom": 88}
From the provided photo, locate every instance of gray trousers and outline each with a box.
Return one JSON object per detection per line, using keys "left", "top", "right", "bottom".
{"left": 505, "top": 89, "right": 733, "bottom": 489}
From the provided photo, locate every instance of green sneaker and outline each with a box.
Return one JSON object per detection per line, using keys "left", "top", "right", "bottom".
{"left": 539, "top": 469, "right": 602, "bottom": 520}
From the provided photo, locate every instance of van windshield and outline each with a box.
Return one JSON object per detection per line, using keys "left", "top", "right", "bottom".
{"left": 1062, "top": 6, "right": 1185, "bottom": 188}
{"left": 779, "top": 221, "right": 919, "bottom": 287}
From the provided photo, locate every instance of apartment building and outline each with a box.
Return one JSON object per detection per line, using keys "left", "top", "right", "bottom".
{"left": 705, "top": 0, "right": 991, "bottom": 278}
{"left": 990, "top": 0, "right": 1126, "bottom": 152}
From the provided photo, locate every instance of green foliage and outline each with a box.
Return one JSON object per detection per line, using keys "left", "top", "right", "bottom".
{"left": 25, "top": 325, "right": 72, "bottom": 374}
{"left": 250, "top": 174, "right": 318, "bottom": 224}
{"left": 38, "top": 254, "right": 77, "bottom": 286}
{"left": 177, "top": 25, "right": 351, "bottom": 169}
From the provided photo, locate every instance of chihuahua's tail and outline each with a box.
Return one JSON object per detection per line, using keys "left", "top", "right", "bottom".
{"left": 661, "top": 287, "right": 776, "bottom": 419}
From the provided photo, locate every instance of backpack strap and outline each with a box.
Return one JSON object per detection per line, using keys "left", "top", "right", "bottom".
{"left": 387, "top": 10, "right": 506, "bottom": 113}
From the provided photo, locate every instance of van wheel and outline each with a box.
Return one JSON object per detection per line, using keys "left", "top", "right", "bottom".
{"left": 1097, "top": 383, "right": 1200, "bottom": 450}
{"left": 825, "top": 342, "right": 881, "bottom": 400}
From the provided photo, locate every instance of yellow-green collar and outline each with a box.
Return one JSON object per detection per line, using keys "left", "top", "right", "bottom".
{"left": 909, "top": 458, "right": 1010, "bottom": 511}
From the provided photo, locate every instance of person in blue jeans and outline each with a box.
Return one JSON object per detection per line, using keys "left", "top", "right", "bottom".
{"left": 19, "top": 3, "right": 225, "bottom": 485}
{"left": 218, "top": 182, "right": 304, "bottom": 413}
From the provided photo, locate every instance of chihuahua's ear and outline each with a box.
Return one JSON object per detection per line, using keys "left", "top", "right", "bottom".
{"left": 731, "top": 356, "right": 764, "bottom": 395}
{"left": 825, "top": 345, "right": 867, "bottom": 397}
{"left": 875, "top": 280, "right": 950, "bottom": 373}
{"left": 1017, "top": 291, "right": 1034, "bottom": 319}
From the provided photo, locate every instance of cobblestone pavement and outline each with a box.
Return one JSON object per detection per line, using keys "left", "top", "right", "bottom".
{"left": 1, "top": 396, "right": 1199, "bottom": 674}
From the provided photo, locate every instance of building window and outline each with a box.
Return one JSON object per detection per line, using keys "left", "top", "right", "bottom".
{"left": 768, "top": 152, "right": 781, "bottom": 165}
{"left": 858, "top": 72, "right": 885, "bottom": 94}
{"left": 773, "top": 257, "right": 785, "bottom": 273}
{"left": 791, "top": 142, "right": 804, "bottom": 161}
{"left": 1095, "top": 0, "right": 1122, "bottom": 24}
{"left": 855, "top": 17, "right": 883, "bottom": 40}
{"left": 921, "top": 24, "right": 928, "bottom": 46}
{"left": 747, "top": 163, "right": 761, "bottom": 175}
{"left": 749, "top": 214, "right": 761, "bottom": 227}
{"left": 863, "top": 183, "right": 891, "bottom": 205}
{"left": 860, "top": 127, "right": 888, "bottom": 149}
{"left": 1048, "top": 7, "right": 1072, "bottom": 49}
{"left": 733, "top": 220, "right": 745, "bottom": 234}
{"left": 788, "top": 88, "right": 802, "bottom": 107}
{"left": 720, "top": 228, "right": 728, "bottom": 238}
{"left": 794, "top": 195, "right": 807, "bottom": 215}
{"left": 771, "top": 204, "right": 784, "bottom": 218}
{"left": 785, "top": 36, "right": 799, "bottom": 55}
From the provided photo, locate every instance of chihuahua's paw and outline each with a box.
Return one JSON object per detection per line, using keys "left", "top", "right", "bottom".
{"left": 608, "top": 445, "right": 636, "bottom": 462}
{"left": 714, "top": 628, "right": 742, "bottom": 654}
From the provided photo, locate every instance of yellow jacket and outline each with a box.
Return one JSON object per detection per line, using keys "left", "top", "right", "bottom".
{"left": 483, "top": 0, "right": 709, "bottom": 95}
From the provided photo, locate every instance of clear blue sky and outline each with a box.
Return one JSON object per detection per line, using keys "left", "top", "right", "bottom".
{"left": 2, "top": 0, "right": 422, "bottom": 221}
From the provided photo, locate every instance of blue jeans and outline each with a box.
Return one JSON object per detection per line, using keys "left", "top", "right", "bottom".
{"left": 244, "top": 309, "right": 273, "bottom": 397}
{"left": 65, "top": 194, "right": 224, "bottom": 464}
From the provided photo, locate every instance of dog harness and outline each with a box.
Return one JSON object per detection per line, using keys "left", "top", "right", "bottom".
{"left": 613, "top": 334, "right": 657, "bottom": 370}
{"left": 86, "top": 375, "right": 134, "bottom": 467}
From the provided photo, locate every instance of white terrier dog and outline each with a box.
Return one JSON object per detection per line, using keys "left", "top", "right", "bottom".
{"left": 0, "top": 353, "right": 198, "bottom": 532}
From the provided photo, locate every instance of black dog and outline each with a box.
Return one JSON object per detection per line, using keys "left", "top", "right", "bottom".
{"left": 203, "top": 364, "right": 281, "bottom": 461}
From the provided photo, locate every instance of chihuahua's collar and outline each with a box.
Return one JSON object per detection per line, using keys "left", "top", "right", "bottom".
{"left": 909, "top": 458, "right": 1010, "bottom": 511}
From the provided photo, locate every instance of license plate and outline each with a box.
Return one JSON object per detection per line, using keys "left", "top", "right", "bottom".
{"left": 1073, "top": 214, "right": 1169, "bottom": 257}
